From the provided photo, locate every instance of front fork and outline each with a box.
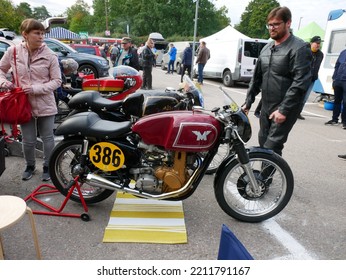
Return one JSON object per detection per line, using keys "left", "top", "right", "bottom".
{"left": 233, "top": 140, "right": 262, "bottom": 196}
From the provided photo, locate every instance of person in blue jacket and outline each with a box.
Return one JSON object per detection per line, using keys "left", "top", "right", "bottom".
{"left": 166, "top": 43, "right": 177, "bottom": 74}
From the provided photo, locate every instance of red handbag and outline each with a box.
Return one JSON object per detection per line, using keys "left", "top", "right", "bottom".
{"left": 0, "top": 47, "right": 32, "bottom": 125}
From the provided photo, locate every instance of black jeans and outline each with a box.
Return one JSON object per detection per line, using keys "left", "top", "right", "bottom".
{"left": 332, "top": 80, "right": 346, "bottom": 124}
{"left": 142, "top": 66, "right": 153, "bottom": 89}
{"left": 180, "top": 64, "right": 192, "bottom": 82}
{"left": 258, "top": 107, "right": 299, "bottom": 156}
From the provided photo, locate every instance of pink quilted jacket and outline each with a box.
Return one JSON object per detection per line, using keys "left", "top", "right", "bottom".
{"left": 0, "top": 42, "right": 61, "bottom": 117}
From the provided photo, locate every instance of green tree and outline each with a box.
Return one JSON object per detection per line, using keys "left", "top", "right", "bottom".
{"left": 0, "top": 0, "right": 23, "bottom": 33}
{"left": 66, "top": 0, "right": 93, "bottom": 34}
{"left": 235, "top": 0, "right": 280, "bottom": 39}
{"left": 32, "top": 5, "right": 51, "bottom": 21}
{"left": 16, "top": 2, "right": 33, "bottom": 19}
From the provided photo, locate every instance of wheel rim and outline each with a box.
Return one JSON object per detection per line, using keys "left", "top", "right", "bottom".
{"left": 53, "top": 143, "right": 107, "bottom": 199}
{"left": 206, "top": 144, "right": 229, "bottom": 173}
{"left": 222, "top": 157, "right": 287, "bottom": 218}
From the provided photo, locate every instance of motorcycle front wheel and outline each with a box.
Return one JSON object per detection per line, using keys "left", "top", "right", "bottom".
{"left": 205, "top": 143, "right": 230, "bottom": 174}
{"left": 214, "top": 152, "right": 294, "bottom": 222}
{"left": 49, "top": 139, "right": 115, "bottom": 204}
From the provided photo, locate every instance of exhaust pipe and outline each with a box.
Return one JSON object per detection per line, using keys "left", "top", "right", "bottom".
{"left": 86, "top": 173, "right": 123, "bottom": 191}
{"left": 86, "top": 155, "right": 202, "bottom": 199}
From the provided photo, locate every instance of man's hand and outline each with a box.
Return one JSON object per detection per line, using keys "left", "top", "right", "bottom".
{"left": 241, "top": 105, "right": 250, "bottom": 114}
{"left": 269, "top": 110, "right": 286, "bottom": 124}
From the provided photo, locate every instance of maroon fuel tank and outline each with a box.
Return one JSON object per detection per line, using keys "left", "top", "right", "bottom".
{"left": 132, "top": 110, "right": 221, "bottom": 152}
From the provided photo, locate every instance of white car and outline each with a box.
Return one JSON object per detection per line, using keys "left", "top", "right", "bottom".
{"left": 0, "top": 28, "right": 16, "bottom": 40}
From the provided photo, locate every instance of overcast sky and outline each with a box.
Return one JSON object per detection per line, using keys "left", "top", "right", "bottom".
{"left": 11, "top": 0, "right": 346, "bottom": 32}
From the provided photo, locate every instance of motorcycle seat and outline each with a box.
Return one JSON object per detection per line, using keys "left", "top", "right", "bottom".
{"left": 55, "top": 111, "right": 132, "bottom": 138}
{"left": 68, "top": 90, "right": 123, "bottom": 112}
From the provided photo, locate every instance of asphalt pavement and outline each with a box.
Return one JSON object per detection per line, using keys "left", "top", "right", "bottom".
{"left": 0, "top": 67, "right": 345, "bottom": 262}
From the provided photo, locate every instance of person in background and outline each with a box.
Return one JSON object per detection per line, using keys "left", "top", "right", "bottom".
{"left": 0, "top": 18, "right": 62, "bottom": 181}
{"left": 115, "top": 37, "right": 139, "bottom": 70}
{"left": 195, "top": 41, "right": 210, "bottom": 85}
{"left": 110, "top": 43, "right": 120, "bottom": 67}
{"left": 166, "top": 43, "right": 177, "bottom": 74}
{"left": 298, "top": 35, "right": 324, "bottom": 120}
{"left": 324, "top": 48, "right": 346, "bottom": 129}
{"left": 141, "top": 38, "right": 156, "bottom": 90}
{"left": 181, "top": 43, "right": 193, "bottom": 82}
{"left": 152, "top": 45, "right": 158, "bottom": 67}
{"left": 99, "top": 43, "right": 107, "bottom": 60}
{"left": 242, "top": 6, "right": 311, "bottom": 156}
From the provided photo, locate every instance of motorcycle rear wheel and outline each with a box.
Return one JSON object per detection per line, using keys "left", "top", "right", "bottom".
{"left": 49, "top": 139, "right": 115, "bottom": 204}
{"left": 214, "top": 152, "right": 294, "bottom": 222}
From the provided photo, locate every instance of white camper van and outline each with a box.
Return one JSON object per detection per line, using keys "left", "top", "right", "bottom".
{"left": 313, "top": 9, "right": 346, "bottom": 98}
{"left": 193, "top": 26, "right": 268, "bottom": 87}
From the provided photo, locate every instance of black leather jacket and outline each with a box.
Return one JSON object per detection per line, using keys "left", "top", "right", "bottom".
{"left": 141, "top": 45, "right": 155, "bottom": 67}
{"left": 245, "top": 35, "right": 312, "bottom": 116}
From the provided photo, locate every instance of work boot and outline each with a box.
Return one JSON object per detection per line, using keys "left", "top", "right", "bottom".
{"left": 22, "top": 165, "right": 36, "bottom": 181}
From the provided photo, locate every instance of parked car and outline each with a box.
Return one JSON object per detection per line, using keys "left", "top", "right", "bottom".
{"left": 161, "top": 41, "right": 199, "bottom": 74}
{"left": 44, "top": 38, "right": 110, "bottom": 78}
{"left": 0, "top": 37, "right": 110, "bottom": 78}
{"left": 0, "top": 37, "right": 21, "bottom": 60}
{"left": 70, "top": 43, "right": 102, "bottom": 57}
{"left": 0, "top": 28, "right": 16, "bottom": 40}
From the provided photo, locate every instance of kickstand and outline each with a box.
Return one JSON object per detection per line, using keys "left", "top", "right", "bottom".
{"left": 24, "top": 176, "right": 90, "bottom": 221}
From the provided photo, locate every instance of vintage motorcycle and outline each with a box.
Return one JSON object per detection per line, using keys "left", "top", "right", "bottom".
{"left": 49, "top": 84, "right": 294, "bottom": 222}
{"left": 55, "top": 65, "right": 143, "bottom": 123}
{"left": 65, "top": 74, "right": 225, "bottom": 174}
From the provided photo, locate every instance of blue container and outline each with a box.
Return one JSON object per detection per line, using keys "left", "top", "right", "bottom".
{"left": 324, "top": 101, "right": 334, "bottom": 111}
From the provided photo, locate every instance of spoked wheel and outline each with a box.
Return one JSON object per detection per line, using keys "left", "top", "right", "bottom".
{"left": 205, "top": 143, "right": 230, "bottom": 174}
{"left": 49, "top": 139, "right": 115, "bottom": 204}
{"left": 214, "top": 152, "right": 294, "bottom": 222}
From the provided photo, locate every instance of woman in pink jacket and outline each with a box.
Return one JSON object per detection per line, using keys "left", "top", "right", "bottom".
{"left": 0, "top": 19, "right": 61, "bottom": 181}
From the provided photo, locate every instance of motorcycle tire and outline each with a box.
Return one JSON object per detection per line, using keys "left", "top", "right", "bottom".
{"left": 214, "top": 152, "right": 294, "bottom": 222}
{"left": 49, "top": 138, "right": 115, "bottom": 204}
{"left": 205, "top": 143, "right": 230, "bottom": 174}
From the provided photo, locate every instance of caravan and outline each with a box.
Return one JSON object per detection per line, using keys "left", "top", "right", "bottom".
{"left": 313, "top": 9, "right": 346, "bottom": 98}
{"left": 193, "top": 26, "right": 268, "bottom": 87}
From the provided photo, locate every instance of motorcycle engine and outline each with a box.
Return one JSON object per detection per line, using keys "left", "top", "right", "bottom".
{"left": 130, "top": 148, "right": 191, "bottom": 194}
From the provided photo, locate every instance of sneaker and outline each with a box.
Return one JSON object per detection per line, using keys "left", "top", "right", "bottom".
{"left": 42, "top": 166, "right": 50, "bottom": 181}
{"left": 343, "top": 123, "right": 346, "bottom": 129}
{"left": 22, "top": 165, "right": 36, "bottom": 181}
{"left": 338, "top": 154, "right": 346, "bottom": 159}
{"left": 297, "top": 114, "right": 305, "bottom": 120}
{"left": 325, "top": 120, "right": 338, "bottom": 125}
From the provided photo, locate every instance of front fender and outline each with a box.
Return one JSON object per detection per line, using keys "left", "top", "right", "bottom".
{"left": 213, "top": 146, "right": 275, "bottom": 189}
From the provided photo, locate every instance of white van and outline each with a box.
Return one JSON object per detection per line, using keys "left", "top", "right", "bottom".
{"left": 149, "top": 32, "right": 168, "bottom": 67}
{"left": 192, "top": 26, "right": 268, "bottom": 86}
{"left": 161, "top": 41, "right": 199, "bottom": 74}
{"left": 194, "top": 37, "right": 268, "bottom": 86}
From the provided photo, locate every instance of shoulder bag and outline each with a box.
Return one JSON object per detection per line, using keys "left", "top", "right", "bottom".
{"left": 0, "top": 47, "right": 32, "bottom": 126}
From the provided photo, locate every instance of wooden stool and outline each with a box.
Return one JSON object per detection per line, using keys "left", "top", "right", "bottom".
{"left": 0, "top": 195, "right": 41, "bottom": 259}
